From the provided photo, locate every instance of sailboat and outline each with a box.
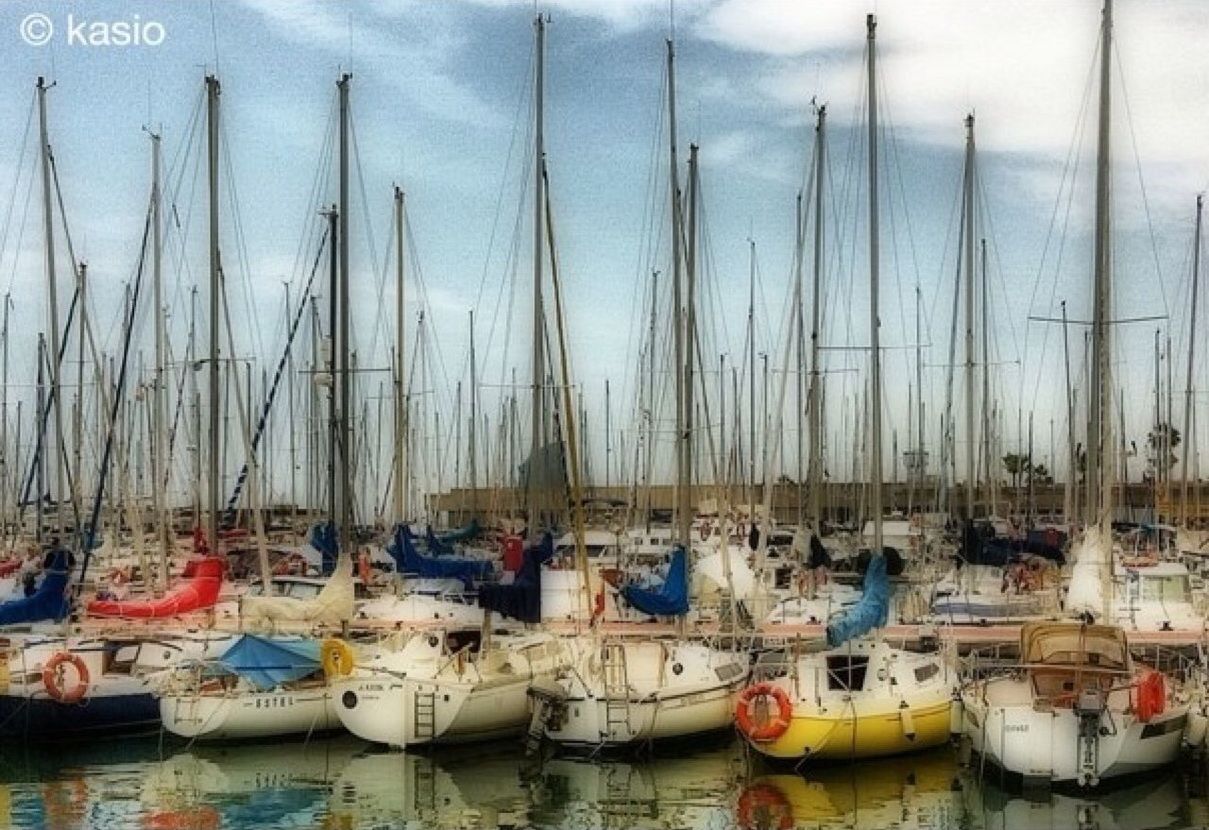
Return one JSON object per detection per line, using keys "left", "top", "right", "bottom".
{"left": 736, "top": 15, "right": 954, "bottom": 765}
{"left": 960, "top": 0, "right": 1193, "bottom": 786}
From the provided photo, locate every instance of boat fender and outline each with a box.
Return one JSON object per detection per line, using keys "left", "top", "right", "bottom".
{"left": 357, "top": 550, "right": 372, "bottom": 585}
{"left": 735, "top": 783, "right": 793, "bottom": 830}
{"left": 1185, "top": 706, "right": 1209, "bottom": 748}
{"left": 899, "top": 700, "right": 916, "bottom": 741}
{"left": 321, "top": 638, "right": 355, "bottom": 679}
{"left": 736, "top": 682, "right": 793, "bottom": 742}
{"left": 42, "top": 652, "right": 89, "bottom": 704}
{"left": 949, "top": 697, "right": 964, "bottom": 737}
{"left": 1134, "top": 671, "right": 1165, "bottom": 723}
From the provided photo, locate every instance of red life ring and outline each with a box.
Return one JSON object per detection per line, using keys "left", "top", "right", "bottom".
{"left": 42, "top": 652, "right": 89, "bottom": 704}
{"left": 735, "top": 782, "right": 794, "bottom": 830}
{"left": 1134, "top": 671, "right": 1166, "bottom": 723}
{"left": 736, "top": 682, "right": 793, "bottom": 742}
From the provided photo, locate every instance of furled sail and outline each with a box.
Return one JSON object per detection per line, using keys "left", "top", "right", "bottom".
{"left": 0, "top": 549, "right": 71, "bottom": 626}
{"left": 387, "top": 524, "right": 492, "bottom": 588}
{"left": 478, "top": 534, "right": 554, "bottom": 623}
{"left": 621, "top": 546, "right": 690, "bottom": 617}
{"left": 240, "top": 549, "right": 355, "bottom": 629}
{"left": 825, "top": 553, "right": 889, "bottom": 647}
{"left": 87, "top": 557, "right": 224, "bottom": 619}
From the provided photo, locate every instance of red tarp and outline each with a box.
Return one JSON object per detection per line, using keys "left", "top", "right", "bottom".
{"left": 0, "top": 559, "right": 22, "bottom": 578}
{"left": 87, "top": 557, "right": 225, "bottom": 619}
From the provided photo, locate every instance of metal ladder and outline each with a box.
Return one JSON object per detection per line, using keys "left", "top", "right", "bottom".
{"left": 413, "top": 688, "right": 436, "bottom": 742}
{"left": 601, "top": 643, "right": 630, "bottom": 742}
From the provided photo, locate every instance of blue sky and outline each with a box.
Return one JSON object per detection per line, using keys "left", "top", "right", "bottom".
{"left": 0, "top": 0, "right": 1206, "bottom": 508}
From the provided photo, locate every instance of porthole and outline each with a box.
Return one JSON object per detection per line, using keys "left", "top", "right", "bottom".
{"left": 342, "top": 691, "right": 358, "bottom": 709}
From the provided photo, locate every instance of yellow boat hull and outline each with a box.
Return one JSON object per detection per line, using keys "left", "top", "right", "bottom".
{"left": 749, "top": 699, "right": 951, "bottom": 761}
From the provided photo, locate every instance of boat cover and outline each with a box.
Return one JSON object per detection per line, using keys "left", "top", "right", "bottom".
{"left": 0, "top": 549, "right": 71, "bottom": 625}
{"left": 478, "top": 534, "right": 554, "bottom": 623}
{"left": 86, "top": 557, "right": 224, "bottom": 618}
{"left": 240, "top": 549, "right": 355, "bottom": 628}
{"left": 437, "top": 518, "right": 481, "bottom": 544}
{"left": 387, "top": 524, "right": 492, "bottom": 588}
{"left": 621, "top": 546, "right": 690, "bottom": 616}
{"left": 425, "top": 525, "right": 454, "bottom": 556}
{"left": 310, "top": 522, "right": 339, "bottom": 576}
{"left": 218, "top": 634, "right": 322, "bottom": 690}
{"left": 826, "top": 553, "right": 889, "bottom": 647}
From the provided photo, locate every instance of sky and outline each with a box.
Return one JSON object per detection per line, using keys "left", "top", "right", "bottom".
{"left": 0, "top": 0, "right": 1206, "bottom": 511}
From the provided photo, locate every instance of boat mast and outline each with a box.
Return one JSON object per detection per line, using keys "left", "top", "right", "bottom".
{"left": 1087, "top": 0, "right": 1113, "bottom": 533}
{"left": 527, "top": 14, "right": 546, "bottom": 536}
{"left": 393, "top": 186, "right": 407, "bottom": 524}
{"left": 469, "top": 308, "right": 478, "bottom": 517}
{"left": 150, "top": 128, "right": 168, "bottom": 588}
{"left": 337, "top": 73, "right": 353, "bottom": 550}
{"left": 962, "top": 113, "right": 976, "bottom": 521}
{"left": 866, "top": 14, "right": 883, "bottom": 556}
{"left": 684, "top": 142, "right": 698, "bottom": 559}
{"left": 1181, "top": 195, "right": 1202, "bottom": 525}
{"left": 36, "top": 77, "right": 66, "bottom": 538}
{"left": 666, "top": 37, "right": 687, "bottom": 548}
{"left": 808, "top": 105, "right": 826, "bottom": 534}
{"left": 205, "top": 75, "right": 222, "bottom": 553}
{"left": 1062, "top": 300, "right": 1076, "bottom": 527}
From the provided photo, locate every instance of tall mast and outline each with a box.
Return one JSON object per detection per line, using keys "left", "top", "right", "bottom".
{"left": 962, "top": 113, "right": 976, "bottom": 521}
{"left": 1087, "top": 0, "right": 1113, "bottom": 531}
{"left": 747, "top": 238, "right": 756, "bottom": 510}
{"left": 682, "top": 142, "right": 698, "bottom": 551}
{"left": 469, "top": 309, "right": 478, "bottom": 516}
{"left": 150, "top": 129, "right": 168, "bottom": 583}
{"left": 1181, "top": 194, "right": 1202, "bottom": 525}
{"left": 808, "top": 105, "right": 826, "bottom": 533}
{"left": 666, "top": 37, "right": 686, "bottom": 547}
{"left": 36, "top": 77, "right": 66, "bottom": 536}
{"left": 393, "top": 186, "right": 407, "bottom": 524}
{"left": 1062, "top": 301, "right": 1076, "bottom": 526}
{"left": 527, "top": 15, "right": 546, "bottom": 536}
{"left": 981, "top": 237, "right": 995, "bottom": 515}
{"left": 866, "top": 14, "right": 883, "bottom": 555}
{"left": 337, "top": 73, "right": 353, "bottom": 547}
{"left": 205, "top": 75, "right": 222, "bottom": 552}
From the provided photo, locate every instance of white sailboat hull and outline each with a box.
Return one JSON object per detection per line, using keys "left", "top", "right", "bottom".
{"left": 160, "top": 687, "right": 341, "bottom": 740}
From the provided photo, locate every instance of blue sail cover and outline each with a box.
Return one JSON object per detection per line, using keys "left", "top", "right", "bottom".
{"left": 0, "top": 550, "right": 71, "bottom": 626}
{"left": 425, "top": 525, "right": 454, "bottom": 556}
{"left": 218, "top": 635, "right": 322, "bottom": 690}
{"left": 310, "top": 522, "right": 339, "bottom": 576}
{"left": 387, "top": 524, "right": 492, "bottom": 588}
{"left": 478, "top": 534, "right": 554, "bottom": 622}
{"left": 621, "top": 546, "right": 690, "bottom": 617}
{"left": 826, "top": 553, "right": 889, "bottom": 647}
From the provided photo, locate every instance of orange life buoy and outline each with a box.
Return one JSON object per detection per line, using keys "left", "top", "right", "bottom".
{"left": 736, "top": 682, "right": 793, "bottom": 742}
{"left": 1122, "top": 553, "right": 1158, "bottom": 569}
{"left": 735, "top": 782, "right": 794, "bottom": 830}
{"left": 42, "top": 652, "right": 89, "bottom": 704}
{"left": 1134, "top": 670, "right": 1165, "bottom": 723}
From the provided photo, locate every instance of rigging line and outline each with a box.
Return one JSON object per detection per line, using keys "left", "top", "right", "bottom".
{"left": 877, "top": 70, "right": 919, "bottom": 382}
{"left": 3, "top": 140, "right": 37, "bottom": 298}
{"left": 0, "top": 92, "right": 35, "bottom": 293}
{"left": 1115, "top": 45, "right": 1170, "bottom": 319}
{"left": 75, "top": 205, "right": 153, "bottom": 595}
{"left": 218, "top": 118, "right": 266, "bottom": 362}
{"left": 473, "top": 32, "right": 535, "bottom": 318}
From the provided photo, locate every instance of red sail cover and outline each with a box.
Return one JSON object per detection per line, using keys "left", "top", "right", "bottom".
{"left": 87, "top": 557, "right": 225, "bottom": 618}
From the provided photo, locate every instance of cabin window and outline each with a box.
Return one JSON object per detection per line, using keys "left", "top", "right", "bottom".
{"left": 914, "top": 663, "right": 940, "bottom": 682}
{"left": 826, "top": 655, "right": 869, "bottom": 691}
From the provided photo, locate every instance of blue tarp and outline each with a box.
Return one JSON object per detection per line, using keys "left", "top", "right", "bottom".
{"left": 621, "top": 546, "right": 690, "bottom": 617}
{"left": 0, "top": 550, "right": 71, "bottom": 626}
{"left": 478, "top": 534, "right": 554, "bottom": 623}
{"left": 218, "top": 635, "right": 322, "bottom": 690}
{"left": 387, "top": 524, "right": 492, "bottom": 588}
{"left": 310, "top": 522, "right": 338, "bottom": 576}
{"left": 826, "top": 553, "right": 889, "bottom": 647}
{"left": 425, "top": 525, "right": 454, "bottom": 556}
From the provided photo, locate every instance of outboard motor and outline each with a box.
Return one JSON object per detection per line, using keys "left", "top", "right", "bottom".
{"left": 1075, "top": 687, "right": 1107, "bottom": 787}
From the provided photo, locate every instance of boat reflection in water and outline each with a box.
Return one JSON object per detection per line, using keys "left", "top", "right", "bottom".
{"left": 528, "top": 735, "right": 745, "bottom": 828}
{"left": 0, "top": 736, "right": 1203, "bottom": 829}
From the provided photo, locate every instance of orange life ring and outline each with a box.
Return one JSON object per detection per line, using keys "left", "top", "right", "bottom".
{"left": 1134, "top": 670, "right": 1165, "bottom": 723}
{"left": 736, "top": 682, "right": 793, "bottom": 742}
{"left": 735, "top": 782, "right": 793, "bottom": 830}
{"left": 42, "top": 652, "right": 89, "bottom": 704}
{"left": 1122, "top": 553, "right": 1158, "bottom": 569}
